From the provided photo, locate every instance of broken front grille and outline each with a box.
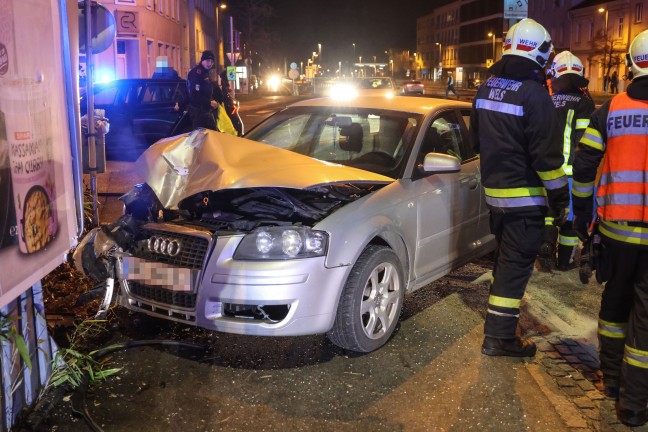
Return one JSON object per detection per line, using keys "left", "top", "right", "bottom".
{"left": 133, "top": 228, "right": 210, "bottom": 269}
{"left": 129, "top": 281, "right": 197, "bottom": 309}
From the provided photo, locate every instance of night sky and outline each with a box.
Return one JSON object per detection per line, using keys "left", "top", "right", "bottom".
{"left": 263, "top": 0, "right": 448, "bottom": 69}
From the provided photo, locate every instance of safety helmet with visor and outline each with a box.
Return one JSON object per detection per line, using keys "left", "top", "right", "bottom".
{"left": 626, "top": 29, "right": 648, "bottom": 79}
{"left": 502, "top": 18, "right": 553, "bottom": 67}
{"left": 551, "top": 51, "right": 585, "bottom": 78}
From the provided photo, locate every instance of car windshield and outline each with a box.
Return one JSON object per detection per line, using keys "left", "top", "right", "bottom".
{"left": 358, "top": 78, "right": 393, "bottom": 89}
{"left": 245, "top": 106, "right": 422, "bottom": 178}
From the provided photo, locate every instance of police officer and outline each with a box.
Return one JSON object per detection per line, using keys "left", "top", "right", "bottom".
{"left": 572, "top": 29, "right": 648, "bottom": 427}
{"left": 471, "top": 18, "right": 569, "bottom": 357}
{"left": 186, "top": 50, "right": 219, "bottom": 130}
{"left": 538, "top": 51, "right": 595, "bottom": 272}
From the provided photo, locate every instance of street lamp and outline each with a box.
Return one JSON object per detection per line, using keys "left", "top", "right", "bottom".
{"left": 215, "top": 2, "right": 228, "bottom": 71}
{"left": 599, "top": 7, "right": 609, "bottom": 92}
{"left": 435, "top": 42, "right": 442, "bottom": 80}
{"left": 318, "top": 43, "right": 322, "bottom": 67}
{"left": 487, "top": 32, "right": 496, "bottom": 64}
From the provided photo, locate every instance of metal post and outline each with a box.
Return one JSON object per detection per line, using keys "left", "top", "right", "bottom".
{"left": 229, "top": 15, "right": 235, "bottom": 97}
{"left": 85, "top": 0, "right": 99, "bottom": 226}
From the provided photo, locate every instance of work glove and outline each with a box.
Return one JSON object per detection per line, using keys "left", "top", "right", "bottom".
{"left": 572, "top": 214, "right": 590, "bottom": 241}
{"left": 552, "top": 207, "right": 570, "bottom": 227}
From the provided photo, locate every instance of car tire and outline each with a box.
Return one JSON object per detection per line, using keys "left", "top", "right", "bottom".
{"left": 327, "top": 245, "right": 405, "bottom": 352}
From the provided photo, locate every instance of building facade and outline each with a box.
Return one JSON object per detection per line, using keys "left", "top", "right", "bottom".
{"left": 85, "top": 0, "right": 218, "bottom": 82}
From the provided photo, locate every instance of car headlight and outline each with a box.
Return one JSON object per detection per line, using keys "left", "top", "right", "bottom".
{"left": 234, "top": 226, "right": 329, "bottom": 260}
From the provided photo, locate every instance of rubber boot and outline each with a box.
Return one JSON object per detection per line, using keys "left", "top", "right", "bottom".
{"left": 556, "top": 244, "right": 576, "bottom": 271}
{"left": 482, "top": 314, "right": 537, "bottom": 357}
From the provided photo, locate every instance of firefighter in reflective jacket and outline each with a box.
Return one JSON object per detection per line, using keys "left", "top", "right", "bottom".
{"left": 538, "top": 51, "right": 595, "bottom": 271}
{"left": 471, "top": 18, "right": 570, "bottom": 358}
{"left": 572, "top": 30, "right": 648, "bottom": 427}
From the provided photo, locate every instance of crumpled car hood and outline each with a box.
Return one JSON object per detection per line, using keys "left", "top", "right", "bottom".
{"left": 136, "top": 129, "right": 393, "bottom": 209}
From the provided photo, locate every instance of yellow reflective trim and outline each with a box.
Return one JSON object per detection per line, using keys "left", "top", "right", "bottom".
{"left": 600, "top": 319, "right": 627, "bottom": 328}
{"left": 599, "top": 329, "right": 626, "bottom": 338}
{"left": 562, "top": 109, "right": 574, "bottom": 171}
{"left": 573, "top": 179, "right": 594, "bottom": 188}
{"left": 484, "top": 187, "right": 547, "bottom": 198}
{"left": 581, "top": 137, "right": 604, "bottom": 151}
{"left": 626, "top": 345, "right": 648, "bottom": 357}
{"left": 545, "top": 217, "right": 554, "bottom": 225}
{"left": 537, "top": 167, "right": 567, "bottom": 181}
{"left": 599, "top": 222, "right": 648, "bottom": 247}
{"left": 575, "top": 118, "right": 590, "bottom": 129}
{"left": 488, "top": 295, "right": 521, "bottom": 308}
{"left": 624, "top": 356, "right": 648, "bottom": 368}
{"left": 572, "top": 189, "right": 593, "bottom": 198}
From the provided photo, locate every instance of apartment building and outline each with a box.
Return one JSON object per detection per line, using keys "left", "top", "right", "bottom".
{"left": 85, "top": 0, "right": 217, "bottom": 81}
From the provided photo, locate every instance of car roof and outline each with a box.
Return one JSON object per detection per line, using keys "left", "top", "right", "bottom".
{"left": 285, "top": 95, "right": 471, "bottom": 115}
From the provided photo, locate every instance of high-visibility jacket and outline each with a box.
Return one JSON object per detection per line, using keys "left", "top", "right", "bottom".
{"left": 573, "top": 91, "right": 648, "bottom": 246}
{"left": 550, "top": 92, "right": 595, "bottom": 176}
{"left": 471, "top": 72, "right": 569, "bottom": 213}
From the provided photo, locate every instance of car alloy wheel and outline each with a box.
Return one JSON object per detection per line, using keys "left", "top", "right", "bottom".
{"left": 328, "top": 245, "right": 405, "bottom": 352}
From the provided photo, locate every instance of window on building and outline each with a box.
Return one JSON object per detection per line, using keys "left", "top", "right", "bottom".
{"left": 618, "top": 16, "right": 624, "bottom": 38}
{"left": 146, "top": 0, "right": 153, "bottom": 9}
{"left": 636, "top": 3, "right": 643, "bottom": 23}
{"left": 589, "top": 22, "right": 594, "bottom": 41}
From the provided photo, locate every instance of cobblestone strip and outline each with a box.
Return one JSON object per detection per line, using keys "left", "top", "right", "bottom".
{"left": 534, "top": 336, "right": 648, "bottom": 431}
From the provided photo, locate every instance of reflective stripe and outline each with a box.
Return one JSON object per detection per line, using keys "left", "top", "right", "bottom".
{"left": 562, "top": 109, "right": 574, "bottom": 171}
{"left": 486, "top": 308, "right": 520, "bottom": 318}
{"left": 545, "top": 216, "right": 554, "bottom": 225}
{"left": 607, "top": 108, "right": 648, "bottom": 138}
{"left": 572, "top": 179, "right": 595, "bottom": 198}
{"left": 599, "top": 220, "right": 648, "bottom": 246}
{"left": 486, "top": 196, "right": 548, "bottom": 207}
{"left": 597, "top": 193, "right": 648, "bottom": 207}
{"left": 488, "top": 295, "right": 521, "bottom": 309}
{"left": 475, "top": 99, "right": 524, "bottom": 116}
{"left": 537, "top": 167, "right": 567, "bottom": 181}
{"left": 484, "top": 187, "right": 547, "bottom": 198}
{"left": 599, "top": 170, "right": 648, "bottom": 185}
{"left": 598, "top": 319, "right": 627, "bottom": 339}
{"left": 575, "top": 118, "right": 590, "bottom": 129}
{"left": 542, "top": 176, "right": 569, "bottom": 190}
{"left": 558, "top": 234, "right": 579, "bottom": 246}
{"left": 624, "top": 345, "right": 648, "bottom": 369}
{"left": 580, "top": 127, "right": 605, "bottom": 151}
{"left": 563, "top": 165, "right": 573, "bottom": 176}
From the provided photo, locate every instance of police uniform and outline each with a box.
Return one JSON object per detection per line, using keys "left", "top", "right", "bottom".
{"left": 187, "top": 51, "right": 217, "bottom": 130}
{"left": 471, "top": 18, "right": 569, "bottom": 358}
{"left": 572, "top": 63, "right": 648, "bottom": 425}
{"left": 539, "top": 52, "right": 595, "bottom": 271}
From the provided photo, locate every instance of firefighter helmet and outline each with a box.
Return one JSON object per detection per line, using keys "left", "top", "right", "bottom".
{"left": 502, "top": 18, "right": 553, "bottom": 67}
{"left": 626, "top": 29, "right": 648, "bottom": 79}
{"left": 551, "top": 51, "right": 585, "bottom": 78}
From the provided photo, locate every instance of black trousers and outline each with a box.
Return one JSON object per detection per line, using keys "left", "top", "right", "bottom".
{"left": 599, "top": 236, "right": 648, "bottom": 412}
{"left": 485, "top": 210, "right": 544, "bottom": 339}
{"left": 189, "top": 105, "right": 217, "bottom": 131}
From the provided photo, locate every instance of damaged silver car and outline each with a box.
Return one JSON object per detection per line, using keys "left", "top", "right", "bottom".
{"left": 74, "top": 96, "right": 495, "bottom": 352}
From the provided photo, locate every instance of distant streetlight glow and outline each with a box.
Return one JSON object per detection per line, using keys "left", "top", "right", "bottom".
{"left": 599, "top": 7, "right": 609, "bottom": 92}
{"left": 488, "top": 32, "right": 496, "bottom": 63}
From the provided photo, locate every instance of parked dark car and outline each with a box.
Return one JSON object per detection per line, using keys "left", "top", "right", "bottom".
{"left": 400, "top": 80, "right": 425, "bottom": 95}
{"left": 81, "top": 78, "right": 187, "bottom": 161}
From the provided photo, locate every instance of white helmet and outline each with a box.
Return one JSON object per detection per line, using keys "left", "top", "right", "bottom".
{"left": 551, "top": 51, "right": 585, "bottom": 78}
{"left": 626, "top": 29, "right": 648, "bottom": 79}
{"left": 503, "top": 18, "right": 553, "bottom": 67}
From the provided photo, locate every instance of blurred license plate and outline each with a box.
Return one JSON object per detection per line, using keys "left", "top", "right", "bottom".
{"left": 121, "top": 256, "right": 193, "bottom": 291}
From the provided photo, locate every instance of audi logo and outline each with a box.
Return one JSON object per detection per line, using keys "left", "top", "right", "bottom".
{"left": 147, "top": 236, "right": 182, "bottom": 257}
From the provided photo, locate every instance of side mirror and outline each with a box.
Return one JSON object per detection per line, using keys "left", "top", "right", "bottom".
{"left": 418, "top": 153, "right": 461, "bottom": 174}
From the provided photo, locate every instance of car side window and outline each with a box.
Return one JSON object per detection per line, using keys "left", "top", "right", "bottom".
{"left": 142, "top": 83, "right": 175, "bottom": 104}
{"left": 419, "top": 111, "right": 464, "bottom": 162}
{"left": 94, "top": 87, "right": 118, "bottom": 106}
{"left": 459, "top": 108, "right": 477, "bottom": 160}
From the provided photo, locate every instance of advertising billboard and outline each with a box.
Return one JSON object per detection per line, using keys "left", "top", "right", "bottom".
{"left": 0, "top": 0, "right": 77, "bottom": 306}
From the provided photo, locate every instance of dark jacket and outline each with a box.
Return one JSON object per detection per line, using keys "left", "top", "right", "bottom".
{"left": 550, "top": 74, "right": 595, "bottom": 173}
{"left": 470, "top": 56, "right": 569, "bottom": 215}
{"left": 187, "top": 64, "right": 215, "bottom": 111}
